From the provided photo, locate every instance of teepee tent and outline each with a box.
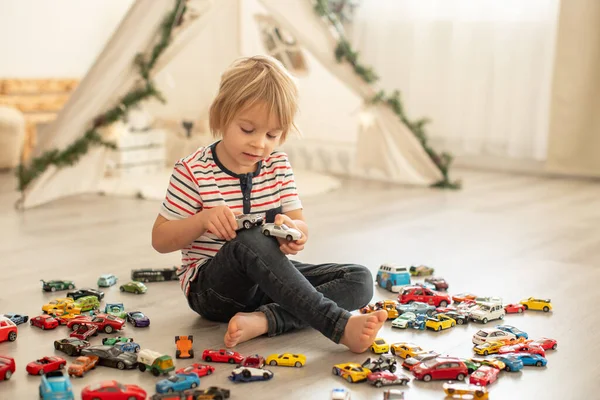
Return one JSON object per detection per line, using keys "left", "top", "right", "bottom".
{"left": 20, "top": 0, "right": 443, "bottom": 209}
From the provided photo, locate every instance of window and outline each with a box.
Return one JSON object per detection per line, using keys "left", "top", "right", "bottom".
{"left": 255, "top": 15, "right": 308, "bottom": 75}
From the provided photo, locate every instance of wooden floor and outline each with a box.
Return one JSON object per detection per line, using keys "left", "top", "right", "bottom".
{"left": 0, "top": 168, "right": 598, "bottom": 400}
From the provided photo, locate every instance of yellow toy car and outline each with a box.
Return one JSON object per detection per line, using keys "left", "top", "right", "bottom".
{"left": 42, "top": 298, "right": 74, "bottom": 314}
{"left": 332, "top": 362, "right": 371, "bottom": 383}
{"left": 469, "top": 357, "right": 505, "bottom": 370}
{"left": 472, "top": 340, "right": 505, "bottom": 356}
{"left": 265, "top": 353, "right": 306, "bottom": 368}
{"left": 370, "top": 338, "right": 390, "bottom": 354}
{"left": 443, "top": 382, "right": 488, "bottom": 399}
{"left": 390, "top": 342, "right": 424, "bottom": 359}
{"left": 520, "top": 297, "right": 552, "bottom": 312}
{"left": 425, "top": 314, "right": 456, "bottom": 331}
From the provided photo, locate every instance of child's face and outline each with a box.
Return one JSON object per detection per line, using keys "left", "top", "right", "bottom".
{"left": 219, "top": 101, "right": 283, "bottom": 174}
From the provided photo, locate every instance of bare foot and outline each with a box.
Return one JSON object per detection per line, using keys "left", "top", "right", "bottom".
{"left": 224, "top": 312, "right": 269, "bottom": 347}
{"left": 339, "top": 309, "right": 387, "bottom": 353}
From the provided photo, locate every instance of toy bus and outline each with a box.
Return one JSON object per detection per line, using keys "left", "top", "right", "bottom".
{"left": 376, "top": 264, "right": 411, "bottom": 293}
{"left": 130, "top": 267, "right": 179, "bottom": 282}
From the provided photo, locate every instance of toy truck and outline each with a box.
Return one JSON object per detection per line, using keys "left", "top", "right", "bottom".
{"left": 137, "top": 349, "right": 175, "bottom": 376}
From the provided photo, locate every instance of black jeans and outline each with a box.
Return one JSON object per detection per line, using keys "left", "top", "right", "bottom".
{"left": 187, "top": 228, "right": 374, "bottom": 343}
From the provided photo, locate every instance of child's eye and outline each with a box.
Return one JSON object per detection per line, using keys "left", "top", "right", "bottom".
{"left": 267, "top": 134, "right": 278, "bottom": 139}
{"left": 241, "top": 127, "right": 254, "bottom": 134}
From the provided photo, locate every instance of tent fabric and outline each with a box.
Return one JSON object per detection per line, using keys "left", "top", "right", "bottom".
{"left": 22, "top": 0, "right": 443, "bottom": 209}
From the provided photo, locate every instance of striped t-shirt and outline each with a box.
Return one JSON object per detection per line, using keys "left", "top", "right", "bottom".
{"left": 159, "top": 141, "right": 302, "bottom": 295}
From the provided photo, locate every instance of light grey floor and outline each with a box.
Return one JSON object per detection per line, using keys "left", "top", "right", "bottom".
{"left": 0, "top": 168, "right": 598, "bottom": 400}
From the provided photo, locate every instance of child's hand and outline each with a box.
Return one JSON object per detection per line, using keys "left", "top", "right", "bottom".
{"left": 274, "top": 214, "right": 307, "bottom": 255}
{"left": 203, "top": 206, "right": 240, "bottom": 240}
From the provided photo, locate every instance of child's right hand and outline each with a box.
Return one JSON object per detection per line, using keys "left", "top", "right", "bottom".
{"left": 202, "top": 206, "right": 239, "bottom": 241}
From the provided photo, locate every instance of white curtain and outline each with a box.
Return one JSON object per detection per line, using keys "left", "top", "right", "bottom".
{"left": 351, "top": 0, "right": 561, "bottom": 161}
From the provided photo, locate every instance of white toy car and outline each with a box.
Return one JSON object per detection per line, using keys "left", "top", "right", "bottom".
{"left": 474, "top": 296, "right": 503, "bottom": 305}
{"left": 472, "top": 328, "right": 516, "bottom": 345}
{"left": 331, "top": 388, "right": 351, "bottom": 400}
{"left": 235, "top": 214, "right": 264, "bottom": 230}
{"left": 261, "top": 223, "right": 302, "bottom": 242}
{"left": 469, "top": 302, "right": 505, "bottom": 324}
{"left": 391, "top": 312, "right": 417, "bottom": 329}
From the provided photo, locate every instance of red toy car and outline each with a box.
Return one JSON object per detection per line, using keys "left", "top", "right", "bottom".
{"left": 397, "top": 286, "right": 451, "bottom": 307}
{"left": 67, "top": 313, "right": 125, "bottom": 334}
{"left": 26, "top": 356, "right": 67, "bottom": 375}
{"left": 0, "top": 355, "right": 15, "bottom": 380}
{"left": 30, "top": 315, "right": 59, "bottom": 330}
{"left": 175, "top": 363, "right": 215, "bottom": 377}
{"left": 70, "top": 323, "right": 99, "bottom": 340}
{"left": 411, "top": 357, "right": 468, "bottom": 382}
{"left": 81, "top": 380, "right": 146, "bottom": 400}
{"left": 367, "top": 370, "right": 411, "bottom": 387}
{"left": 499, "top": 342, "right": 545, "bottom": 357}
{"left": 0, "top": 317, "right": 17, "bottom": 343}
{"left": 240, "top": 354, "right": 265, "bottom": 368}
{"left": 202, "top": 349, "right": 244, "bottom": 364}
{"left": 469, "top": 365, "right": 499, "bottom": 386}
{"left": 424, "top": 277, "right": 449, "bottom": 291}
{"left": 531, "top": 337, "right": 557, "bottom": 351}
{"left": 504, "top": 303, "right": 526, "bottom": 314}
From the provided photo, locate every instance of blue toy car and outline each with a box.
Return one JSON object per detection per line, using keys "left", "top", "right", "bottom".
{"left": 126, "top": 311, "right": 150, "bottom": 327}
{"left": 376, "top": 264, "right": 411, "bottom": 292}
{"left": 229, "top": 366, "right": 274, "bottom": 382}
{"left": 104, "top": 303, "right": 126, "bottom": 318}
{"left": 397, "top": 302, "right": 436, "bottom": 317}
{"left": 114, "top": 341, "right": 141, "bottom": 353}
{"left": 410, "top": 314, "right": 427, "bottom": 330}
{"left": 491, "top": 354, "right": 524, "bottom": 372}
{"left": 513, "top": 353, "right": 547, "bottom": 367}
{"left": 39, "top": 370, "right": 74, "bottom": 400}
{"left": 495, "top": 324, "right": 528, "bottom": 339}
{"left": 97, "top": 274, "right": 118, "bottom": 287}
{"left": 3, "top": 313, "right": 28, "bottom": 325}
{"left": 155, "top": 373, "right": 200, "bottom": 393}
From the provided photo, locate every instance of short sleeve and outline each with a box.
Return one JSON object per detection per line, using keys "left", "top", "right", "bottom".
{"left": 159, "top": 160, "right": 203, "bottom": 220}
{"left": 279, "top": 155, "right": 302, "bottom": 213}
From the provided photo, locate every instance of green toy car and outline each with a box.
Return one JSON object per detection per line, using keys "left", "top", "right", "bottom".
{"left": 102, "top": 336, "right": 133, "bottom": 346}
{"left": 119, "top": 281, "right": 147, "bottom": 294}
{"left": 104, "top": 303, "right": 127, "bottom": 319}
{"left": 41, "top": 280, "right": 75, "bottom": 292}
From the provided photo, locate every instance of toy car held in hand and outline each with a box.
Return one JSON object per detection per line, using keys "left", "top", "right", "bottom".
{"left": 236, "top": 214, "right": 264, "bottom": 230}
{"left": 261, "top": 223, "right": 302, "bottom": 241}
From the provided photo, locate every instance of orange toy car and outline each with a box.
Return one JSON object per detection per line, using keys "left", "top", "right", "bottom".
{"left": 175, "top": 335, "right": 194, "bottom": 359}
{"left": 68, "top": 355, "right": 98, "bottom": 377}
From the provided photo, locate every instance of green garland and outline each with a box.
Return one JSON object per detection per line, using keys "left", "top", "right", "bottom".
{"left": 16, "top": 0, "right": 187, "bottom": 193}
{"left": 315, "top": 0, "right": 460, "bottom": 189}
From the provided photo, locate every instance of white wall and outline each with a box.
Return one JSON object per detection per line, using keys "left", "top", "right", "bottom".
{"left": 0, "top": 0, "right": 134, "bottom": 77}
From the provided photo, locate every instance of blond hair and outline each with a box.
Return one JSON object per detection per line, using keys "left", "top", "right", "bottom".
{"left": 209, "top": 55, "right": 299, "bottom": 143}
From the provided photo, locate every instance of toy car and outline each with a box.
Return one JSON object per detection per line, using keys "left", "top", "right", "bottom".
{"left": 469, "top": 365, "right": 498, "bottom": 386}
{"left": 367, "top": 370, "right": 410, "bottom": 387}
{"left": 176, "top": 363, "right": 215, "bottom": 377}
{"left": 104, "top": 303, "right": 127, "bottom": 318}
{"left": 512, "top": 353, "right": 547, "bottom": 367}
{"left": 26, "top": 356, "right": 67, "bottom": 375}
{"left": 81, "top": 380, "right": 146, "bottom": 400}
{"left": 66, "top": 288, "right": 104, "bottom": 301}
{"left": 415, "top": 281, "right": 437, "bottom": 291}
{"left": 41, "top": 280, "right": 75, "bottom": 292}
{"left": 444, "top": 311, "right": 469, "bottom": 325}
{"left": 370, "top": 338, "right": 389, "bottom": 354}
{"left": 265, "top": 353, "right": 306, "bottom": 367}
{"left": 401, "top": 351, "right": 440, "bottom": 371}
{"left": 67, "top": 313, "right": 125, "bottom": 333}
{"left": 261, "top": 223, "right": 302, "bottom": 241}
{"left": 390, "top": 342, "right": 424, "bottom": 359}
{"left": 469, "top": 357, "right": 505, "bottom": 370}
{"left": 331, "top": 388, "right": 351, "bottom": 400}
{"left": 229, "top": 366, "right": 273, "bottom": 382}
{"left": 474, "top": 296, "right": 503, "bottom": 305}
{"left": 131, "top": 266, "right": 179, "bottom": 282}
{"left": 240, "top": 354, "right": 265, "bottom": 368}
{"left": 376, "top": 264, "right": 411, "bottom": 292}
{"left": 410, "top": 314, "right": 427, "bottom": 330}
{"left": 396, "top": 301, "right": 437, "bottom": 316}
{"left": 382, "top": 389, "right": 405, "bottom": 400}
{"left": 175, "top": 335, "right": 194, "bottom": 358}
{"left": 490, "top": 354, "right": 524, "bottom": 372}
{"left": 42, "top": 298, "right": 75, "bottom": 314}
{"left": 409, "top": 265, "right": 434, "bottom": 276}
{"left": 473, "top": 340, "right": 507, "bottom": 356}
{"left": 469, "top": 302, "right": 505, "bottom": 324}
{"left": 202, "top": 349, "right": 244, "bottom": 364}
{"left": 443, "top": 382, "right": 488, "bottom": 399}
{"left": 424, "top": 277, "right": 448, "bottom": 291}
{"left": 102, "top": 336, "right": 133, "bottom": 346}
{"left": 411, "top": 357, "right": 468, "bottom": 382}
{"left": 472, "top": 328, "right": 516, "bottom": 345}
{"left": 360, "top": 300, "right": 399, "bottom": 319}
{"left": 30, "top": 315, "right": 59, "bottom": 330}
{"left": 452, "top": 292, "right": 478, "bottom": 304}
{"left": 531, "top": 337, "right": 558, "bottom": 350}
{"left": 2, "top": 313, "right": 28, "bottom": 325}
{"left": 39, "top": 370, "right": 74, "bottom": 400}
{"left": 495, "top": 324, "right": 528, "bottom": 339}
{"left": 68, "top": 356, "right": 98, "bottom": 378}
{"left": 81, "top": 345, "right": 138, "bottom": 370}
{"left": 504, "top": 303, "right": 526, "bottom": 314}
{"left": 460, "top": 358, "right": 481, "bottom": 374}
{"left": 54, "top": 338, "right": 90, "bottom": 356}
{"left": 425, "top": 314, "right": 456, "bottom": 331}
{"left": 114, "top": 341, "right": 141, "bottom": 353}
{"left": 70, "top": 323, "right": 98, "bottom": 340}
{"left": 126, "top": 311, "right": 150, "bottom": 327}
{"left": 391, "top": 312, "right": 417, "bottom": 329}
{"left": 361, "top": 354, "right": 397, "bottom": 373}
{"left": 97, "top": 274, "right": 118, "bottom": 287}
{"left": 51, "top": 312, "right": 81, "bottom": 325}
{"left": 64, "top": 296, "right": 100, "bottom": 314}
{"left": 120, "top": 281, "right": 147, "bottom": 294}
{"left": 0, "top": 355, "right": 15, "bottom": 380}
{"left": 520, "top": 297, "right": 552, "bottom": 312}
{"left": 397, "top": 286, "right": 451, "bottom": 307}
{"left": 156, "top": 373, "right": 200, "bottom": 393}
{"left": 137, "top": 349, "right": 174, "bottom": 376}
{"left": 166, "top": 387, "right": 229, "bottom": 400}
{"left": 235, "top": 214, "right": 264, "bottom": 230}
{"left": 499, "top": 342, "right": 545, "bottom": 357}
{"left": 332, "top": 362, "right": 371, "bottom": 383}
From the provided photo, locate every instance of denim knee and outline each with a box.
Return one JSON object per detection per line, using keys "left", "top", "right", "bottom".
{"left": 348, "top": 265, "right": 374, "bottom": 308}
{"left": 231, "top": 227, "right": 281, "bottom": 263}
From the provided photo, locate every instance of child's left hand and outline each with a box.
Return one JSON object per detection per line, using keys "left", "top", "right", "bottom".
{"left": 274, "top": 214, "right": 307, "bottom": 255}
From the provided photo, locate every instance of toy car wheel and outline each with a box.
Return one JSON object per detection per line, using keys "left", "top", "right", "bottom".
{"left": 332, "top": 367, "right": 338, "bottom": 375}
{"left": 51, "top": 287, "right": 56, "bottom": 292}
{"left": 104, "top": 325, "right": 114, "bottom": 334}
{"left": 295, "top": 361, "right": 302, "bottom": 368}
{"left": 499, "top": 314, "right": 504, "bottom": 320}
{"left": 189, "top": 349, "right": 194, "bottom": 358}
{"left": 451, "top": 322, "right": 455, "bottom": 327}
{"left": 243, "top": 221, "right": 251, "bottom": 229}
{"left": 346, "top": 375, "right": 353, "bottom": 383}
{"left": 475, "top": 390, "right": 485, "bottom": 398}
{"left": 206, "top": 369, "right": 212, "bottom": 375}
{"left": 38, "top": 369, "right": 44, "bottom": 375}
{"left": 436, "top": 326, "right": 441, "bottom": 332}
{"left": 390, "top": 348, "right": 396, "bottom": 356}
{"left": 152, "top": 368, "right": 160, "bottom": 376}
{"left": 263, "top": 372, "right": 270, "bottom": 379}
{"left": 263, "top": 230, "right": 270, "bottom": 237}
{"left": 505, "top": 365, "right": 511, "bottom": 372}
{"left": 386, "top": 282, "right": 392, "bottom": 291}
{"left": 41, "top": 325, "right": 45, "bottom": 330}
{"left": 523, "top": 304, "right": 528, "bottom": 310}
{"left": 204, "top": 356, "right": 212, "bottom": 362}
{"left": 68, "top": 284, "right": 74, "bottom": 289}
{"left": 4, "top": 370, "right": 11, "bottom": 380}
{"left": 439, "top": 301, "right": 448, "bottom": 307}
{"left": 543, "top": 306, "right": 549, "bottom": 312}
{"left": 536, "top": 361, "right": 542, "bottom": 367}
{"left": 457, "top": 319, "right": 464, "bottom": 325}
{"left": 390, "top": 365, "right": 397, "bottom": 373}
{"left": 270, "top": 360, "right": 277, "bottom": 366}
{"left": 423, "top": 374, "right": 432, "bottom": 382}
{"left": 228, "top": 358, "right": 235, "bottom": 364}
{"left": 457, "top": 373, "right": 465, "bottom": 380}
{"left": 517, "top": 308, "right": 523, "bottom": 313}
{"left": 447, "top": 388, "right": 455, "bottom": 394}
{"left": 483, "top": 350, "right": 489, "bottom": 356}
{"left": 242, "top": 369, "right": 251, "bottom": 378}
{"left": 191, "top": 382, "right": 198, "bottom": 388}
{"left": 120, "top": 286, "right": 125, "bottom": 292}
{"left": 482, "top": 318, "right": 488, "bottom": 324}
{"left": 116, "top": 361, "right": 125, "bottom": 370}
{"left": 286, "top": 235, "right": 293, "bottom": 242}
{"left": 374, "top": 380, "right": 383, "bottom": 388}
{"left": 552, "top": 343, "right": 557, "bottom": 350}
{"left": 8, "top": 332, "right": 16, "bottom": 341}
